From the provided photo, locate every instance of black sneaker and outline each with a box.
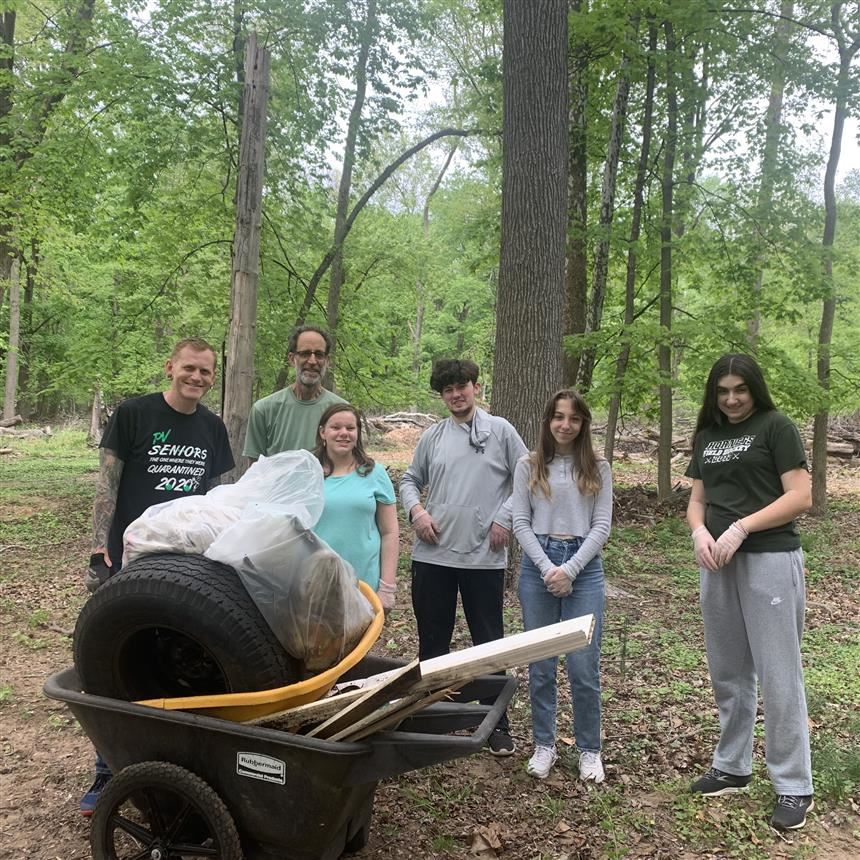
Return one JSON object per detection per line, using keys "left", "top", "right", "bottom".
{"left": 690, "top": 767, "right": 751, "bottom": 796}
{"left": 487, "top": 727, "right": 515, "bottom": 757}
{"left": 771, "top": 795, "right": 814, "bottom": 830}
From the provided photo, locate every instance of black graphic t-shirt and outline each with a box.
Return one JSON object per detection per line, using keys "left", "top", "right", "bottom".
{"left": 100, "top": 393, "right": 235, "bottom": 563}
{"left": 685, "top": 410, "right": 807, "bottom": 552}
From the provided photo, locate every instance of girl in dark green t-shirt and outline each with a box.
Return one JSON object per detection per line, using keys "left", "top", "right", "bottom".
{"left": 684, "top": 354, "right": 814, "bottom": 831}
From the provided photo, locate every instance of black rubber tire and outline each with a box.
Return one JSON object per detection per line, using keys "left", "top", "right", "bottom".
{"left": 90, "top": 760, "right": 243, "bottom": 860}
{"left": 74, "top": 553, "right": 299, "bottom": 700}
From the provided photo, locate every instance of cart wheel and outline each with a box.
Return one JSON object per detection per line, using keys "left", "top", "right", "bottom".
{"left": 90, "top": 761, "right": 242, "bottom": 860}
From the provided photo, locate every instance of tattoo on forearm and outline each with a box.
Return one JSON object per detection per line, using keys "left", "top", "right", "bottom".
{"left": 92, "top": 449, "right": 124, "bottom": 550}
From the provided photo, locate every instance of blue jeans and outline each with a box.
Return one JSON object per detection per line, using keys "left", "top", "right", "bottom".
{"left": 518, "top": 536, "right": 605, "bottom": 751}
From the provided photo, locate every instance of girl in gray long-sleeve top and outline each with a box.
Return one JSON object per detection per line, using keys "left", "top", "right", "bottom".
{"left": 512, "top": 389, "right": 612, "bottom": 784}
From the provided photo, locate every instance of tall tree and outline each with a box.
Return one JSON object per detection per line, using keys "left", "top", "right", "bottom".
{"left": 605, "top": 20, "right": 657, "bottom": 463}
{"left": 494, "top": 0, "right": 568, "bottom": 446}
{"left": 747, "top": 1, "right": 794, "bottom": 345}
{"left": 812, "top": 0, "right": 860, "bottom": 514}
{"left": 326, "top": 0, "right": 378, "bottom": 390}
{"left": 563, "top": 0, "right": 590, "bottom": 386}
{"left": 223, "top": 33, "right": 270, "bottom": 477}
{"left": 657, "top": 19, "right": 678, "bottom": 501}
{"left": 576, "top": 13, "right": 639, "bottom": 393}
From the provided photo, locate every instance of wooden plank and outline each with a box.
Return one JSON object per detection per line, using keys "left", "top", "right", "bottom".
{"left": 326, "top": 692, "right": 425, "bottom": 742}
{"left": 333, "top": 686, "right": 462, "bottom": 742}
{"left": 253, "top": 614, "right": 593, "bottom": 730}
{"left": 306, "top": 658, "right": 420, "bottom": 739}
{"left": 417, "top": 614, "right": 594, "bottom": 691}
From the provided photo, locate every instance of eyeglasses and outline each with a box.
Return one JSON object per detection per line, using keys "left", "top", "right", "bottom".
{"left": 293, "top": 350, "right": 329, "bottom": 361}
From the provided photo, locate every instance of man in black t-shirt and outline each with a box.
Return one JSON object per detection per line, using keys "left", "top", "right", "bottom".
{"left": 88, "top": 337, "right": 234, "bottom": 582}
{"left": 80, "top": 337, "right": 235, "bottom": 815}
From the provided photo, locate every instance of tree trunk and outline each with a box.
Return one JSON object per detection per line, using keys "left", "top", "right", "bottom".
{"left": 3, "top": 257, "right": 20, "bottom": 421}
{"left": 326, "top": 0, "right": 377, "bottom": 392}
{"left": 811, "top": 13, "right": 858, "bottom": 515}
{"left": 494, "top": 0, "right": 568, "bottom": 447}
{"left": 222, "top": 33, "right": 270, "bottom": 481}
{"left": 17, "top": 240, "right": 36, "bottom": 421}
{"left": 657, "top": 20, "right": 678, "bottom": 502}
{"left": 563, "top": 0, "right": 588, "bottom": 386}
{"left": 747, "top": 0, "right": 792, "bottom": 345}
{"left": 412, "top": 143, "right": 459, "bottom": 385}
{"left": 88, "top": 388, "right": 102, "bottom": 445}
{"left": 605, "top": 21, "right": 657, "bottom": 463}
{"left": 576, "top": 15, "right": 638, "bottom": 393}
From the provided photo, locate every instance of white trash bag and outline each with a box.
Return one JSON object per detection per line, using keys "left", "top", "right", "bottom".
{"left": 122, "top": 450, "right": 325, "bottom": 566}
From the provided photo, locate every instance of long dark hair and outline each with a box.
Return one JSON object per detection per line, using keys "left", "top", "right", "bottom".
{"left": 529, "top": 389, "right": 603, "bottom": 498}
{"left": 693, "top": 354, "right": 776, "bottom": 441}
{"left": 313, "top": 404, "right": 375, "bottom": 477}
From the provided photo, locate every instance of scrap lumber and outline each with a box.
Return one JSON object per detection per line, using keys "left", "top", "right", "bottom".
{"left": 332, "top": 686, "right": 462, "bottom": 742}
{"left": 306, "top": 659, "right": 420, "bottom": 739}
{"left": 256, "top": 614, "right": 594, "bottom": 731}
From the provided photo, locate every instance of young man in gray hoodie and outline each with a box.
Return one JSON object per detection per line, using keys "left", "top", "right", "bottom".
{"left": 400, "top": 359, "right": 527, "bottom": 755}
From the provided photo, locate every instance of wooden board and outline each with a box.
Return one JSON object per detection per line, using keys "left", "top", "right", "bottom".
{"left": 306, "top": 658, "right": 420, "bottom": 739}
{"left": 253, "top": 613, "right": 593, "bottom": 730}
{"left": 332, "top": 686, "right": 462, "bottom": 742}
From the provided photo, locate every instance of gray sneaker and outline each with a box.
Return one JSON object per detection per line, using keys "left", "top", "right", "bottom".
{"left": 690, "top": 767, "right": 751, "bottom": 796}
{"left": 771, "top": 795, "right": 814, "bottom": 830}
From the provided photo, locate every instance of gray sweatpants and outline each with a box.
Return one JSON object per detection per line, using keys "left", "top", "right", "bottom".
{"left": 700, "top": 548, "right": 813, "bottom": 795}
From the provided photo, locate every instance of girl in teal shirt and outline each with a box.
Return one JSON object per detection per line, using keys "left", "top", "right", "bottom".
{"left": 313, "top": 404, "right": 398, "bottom": 610}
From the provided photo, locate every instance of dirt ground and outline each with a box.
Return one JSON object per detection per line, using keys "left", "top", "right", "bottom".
{"left": 0, "top": 433, "right": 858, "bottom": 860}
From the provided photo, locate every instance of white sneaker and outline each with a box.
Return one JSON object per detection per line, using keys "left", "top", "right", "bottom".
{"left": 579, "top": 750, "right": 605, "bottom": 783}
{"left": 526, "top": 745, "right": 558, "bottom": 779}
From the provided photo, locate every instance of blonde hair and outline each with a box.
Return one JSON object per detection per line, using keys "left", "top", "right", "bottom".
{"left": 528, "top": 389, "right": 602, "bottom": 498}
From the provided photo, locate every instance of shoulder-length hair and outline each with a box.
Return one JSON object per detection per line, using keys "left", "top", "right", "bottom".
{"left": 313, "top": 404, "right": 375, "bottom": 477}
{"left": 529, "top": 389, "right": 603, "bottom": 498}
{"left": 693, "top": 354, "right": 776, "bottom": 442}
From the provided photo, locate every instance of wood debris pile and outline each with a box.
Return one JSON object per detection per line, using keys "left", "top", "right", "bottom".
{"left": 249, "top": 614, "right": 594, "bottom": 742}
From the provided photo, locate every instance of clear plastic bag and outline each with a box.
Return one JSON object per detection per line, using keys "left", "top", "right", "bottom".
{"left": 122, "top": 498, "right": 242, "bottom": 565}
{"left": 205, "top": 513, "right": 375, "bottom": 672}
{"left": 122, "top": 451, "right": 326, "bottom": 566}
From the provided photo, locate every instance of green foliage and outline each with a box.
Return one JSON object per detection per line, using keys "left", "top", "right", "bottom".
{"left": 1, "top": 0, "right": 859, "bottom": 428}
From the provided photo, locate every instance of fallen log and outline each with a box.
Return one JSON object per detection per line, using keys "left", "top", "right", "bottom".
{"left": 0, "top": 426, "right": 53, "bottom": 438}
{"left": 0, "top": 414, "right": 23, "bottom": 428}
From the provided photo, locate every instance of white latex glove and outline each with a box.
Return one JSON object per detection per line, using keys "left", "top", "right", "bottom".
{"left": 543, "top": 566, "right": 573, "bottom": 598}
{"left": 712, "top": 521, "right": 748, "bottom": 568}
{"left": 691, "top": 525, "right": 719, "bottom": 571}
{"left": 377, "top": 580, "right": 396, "bottom": 612}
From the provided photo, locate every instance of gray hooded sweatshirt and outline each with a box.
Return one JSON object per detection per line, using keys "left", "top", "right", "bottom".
{"left": 399, "top": 408, "right": 527, "bottom": 569}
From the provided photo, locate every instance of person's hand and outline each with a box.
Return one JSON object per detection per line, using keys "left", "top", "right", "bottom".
{"left": 691, "top": 526, "right": 719, "bottom": 571}
{"left": 378, "top": 580, "right": 396, "bottom": 613}
{"left": 488, "top": 522, "right": 510, "bottom": 551}
{"left": 412, "top": 509, "right": 440, "bottom": 544}
{"left": 85, "top": 551, "right": 113, "bottom": 593}
{"left": 712, "top": 521, "right": 748, "bottom": 568}
{"left": 543, "top": 566, "right": 573, "bottom": 597}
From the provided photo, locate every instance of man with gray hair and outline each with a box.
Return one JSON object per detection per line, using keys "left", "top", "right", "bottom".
{"left": 243, "top": 325, "right": 345, "bottom": 460}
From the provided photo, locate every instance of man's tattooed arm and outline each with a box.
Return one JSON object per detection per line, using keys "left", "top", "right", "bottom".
{"left": 92, "top": 448, "right": 124, "bottom": 563}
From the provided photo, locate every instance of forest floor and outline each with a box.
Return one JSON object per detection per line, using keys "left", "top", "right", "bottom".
{"left": 0, "top": 425, "right": 858, "bottom": 860}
